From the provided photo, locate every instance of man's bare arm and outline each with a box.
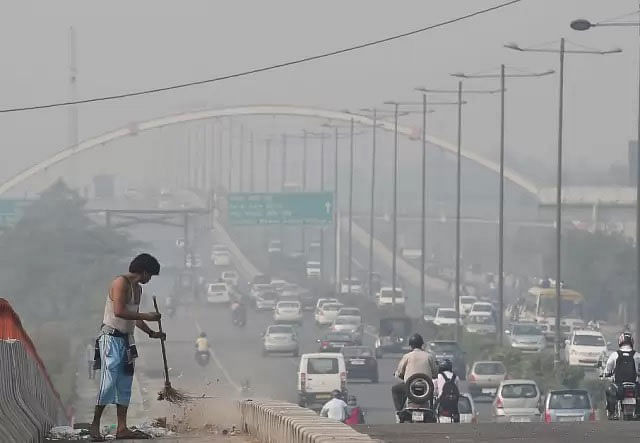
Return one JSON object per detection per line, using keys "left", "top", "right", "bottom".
{"left": 111, "top": 277, "right": 159, "bottom": 322}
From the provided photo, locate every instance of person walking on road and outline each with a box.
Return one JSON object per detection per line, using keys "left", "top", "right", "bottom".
{"left": 89, "top": 253, "right": 165, "bottom": 441}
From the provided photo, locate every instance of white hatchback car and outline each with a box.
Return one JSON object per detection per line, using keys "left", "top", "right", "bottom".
{"left": 206, "top": 282, "right": 231, "bottom": 304}
{"left": 316, "top": 302, "right": 344, "bottom": 326}
{"left": 274, "top": 301, "right": 303, "bottom": 325}
{"left": 433, "top": 308, "right": 459, "bottom": 327}
{"left": 376, "top": 287, "right": 405, "bottom": 308}
{"left": 222, "top": 270, "right": 239, "bottom": 287}
{"left": 564, "top": 330, "right": 608, "bottom": 367}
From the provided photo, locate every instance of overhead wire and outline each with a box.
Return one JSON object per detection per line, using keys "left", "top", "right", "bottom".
{"left": 0, "top": 0, "right": 522, "bottom": 114}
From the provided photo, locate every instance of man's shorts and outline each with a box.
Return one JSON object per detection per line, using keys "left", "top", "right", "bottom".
{"left": 96, "top": 334, "right": 134, "bottom": 406}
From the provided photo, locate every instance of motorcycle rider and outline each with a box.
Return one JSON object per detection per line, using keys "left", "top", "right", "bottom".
{"left": 391, "top": 333, "right": 439, "bottom": 421}
{"left": 604, "top": 331, "right": 640, "bottom": 418}
{"left": 435, "top": 359, "right": 460, "bottom": 423}
{"left": 231, "top": 296, "right": 247, "bottom": 324}
{"left": 194, "top": 331, "right": 210, "bottom": 364}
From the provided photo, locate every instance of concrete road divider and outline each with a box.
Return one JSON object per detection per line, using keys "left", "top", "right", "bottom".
{"left": 238, "top": 399, "right": 381, "bottom": 443}
{"left": 0, "top": 340, "right": 68, "bottom": 443}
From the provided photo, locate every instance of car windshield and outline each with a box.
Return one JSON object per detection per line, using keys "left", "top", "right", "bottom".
{"left": 209, "top": 284, "right": 226, "bottom": 291}
{"left": 339, "top": 309, "right": 360, "bottom": 316}
{"left": 438, "top": 310, "right": 457, "bottom": 319}
{"left": 325, "top": 332, "right": 352, "bottom": 341}
{"left": 513, "top": 325, "right": 542, "bottom": 336}
{"left": 458, "top": 396, "right": 472, "bottom": 414}
{"left": 461, "top": 297, "right": 477, "bottom": 304}
{"left": 472, "top": 304, "right": 492, "bottom": 312}
{"left": 573, "top": 335, "right": 605, "bottom": 346}
{"left": 278, "top": 302, "right": 299, "bottom": 309}
{"left": 429, "top": 342, "right": 460, "bottom": 353}
{"left": 380, "top": 289, "right": 403, "bottom": 298}
{"left": 307, "top": 358, "right": 338, "bottom": 374}
{"left": 468, "top": 315, "right": 494, "bottom": 325}
{"left": 268, "top": 326, "right": 293, "bottom": 334}
{"left": 549, "top": 391, "right": 590, "bottom": 410}
{"left": 323, "top": 304, "right": 342, "bottom": 312}
{"left": 501, "top": 384, "right": 538, "bottom": 398}
{"left": 342, "top": 347, "right": 373, "bottom": 357}
{"left": 474, "top": 362, "right": 505, "bottom": 375}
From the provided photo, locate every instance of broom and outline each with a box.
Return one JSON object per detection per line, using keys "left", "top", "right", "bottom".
{"left": 152, "top": 296, "right": 188, "bottom": 404}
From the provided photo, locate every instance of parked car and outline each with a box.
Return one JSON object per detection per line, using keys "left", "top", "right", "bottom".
{"left": 273, "top": 301, "right": 303, "bottom": 325}
{"left": 315, "top": 302, "right": 344, "bottom": 326}
{"left": 458, "top": 393, "right": 479, "bottom": 424}
{"left": 342, "top": 346, "right": 378, "bottom": 383}
{"left": 318, "top": 331, "right": 358, "bottom": 352}
{"left": 468, "top": 361, "right": 507, "bottom": 397}
{"left": 262, "top": 324, "right": 299, "bottom": 356}
{"left": 542, "top": 389, "right": 596, "bottom": 423}
{"left": 297, "top": 353, "right": 347, "bottom": 408}
{"left": 426, "top": 341, "right": 467, "bottom": 379}
{"left": 206, "top": 282, "right": 231, "bottom": 304}
{"left": 492, "top": 380, "right": 541, "bottom": 423}
{"left": 423, "top": 303, "right": 440, "bottom": 324}
{"left": 564, "top": 329, "right": 607, "bottom": 368}
{"left": 433, "top": 308, "right": 459, "bottom": 327}
{"left": 376, "top": 287, "right": 405, "bottom": 308}
{"left": 465, "top": 313, "right": 497, "bottom": 336}
{"left": 505, "top": 323, "right": 546, "bottom": 353}
{"left": 255, "top": 291, "right": 279, "bottom": 311}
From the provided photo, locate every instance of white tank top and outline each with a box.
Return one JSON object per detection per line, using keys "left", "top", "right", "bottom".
{"left": 103, "top": 276, "right": 141, "bottom": 334}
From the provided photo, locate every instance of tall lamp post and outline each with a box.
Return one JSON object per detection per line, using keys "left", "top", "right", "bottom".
{"left": 570, "top": 13, "right": 640, "bottom": 334}
{"left": 506, "top": 39, "right": 621, "bottom": 364}
{"left": 451, "top": 66, "right": 554, "bottom": 345}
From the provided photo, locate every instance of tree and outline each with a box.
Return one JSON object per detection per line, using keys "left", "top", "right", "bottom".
{"left": 0, "top": 180, "right": 139, "bottom": 322}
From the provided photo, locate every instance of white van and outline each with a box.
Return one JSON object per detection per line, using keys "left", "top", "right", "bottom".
{"left": 297, "top": 353, "right": 346, "bottom": 408}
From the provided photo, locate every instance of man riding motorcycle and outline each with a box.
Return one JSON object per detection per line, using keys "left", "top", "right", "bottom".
{"left": 391, "top": 333, "right": 439, "bottom": 421}
{"left": 195, "top": 331, "right": 210, "bottom": 365}
{"left": 435, "top": 359, "right": 460, "bottom": 423}
{"left": 604, "top": 332, "right": 640, "bottom": 418}
{"left": 231, "top": 297, "right": 247, "bottom": 324}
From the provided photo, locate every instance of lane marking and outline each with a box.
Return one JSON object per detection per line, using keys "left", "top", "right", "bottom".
{"left": 195, "top": 319, "right": 242, "bottom": 392}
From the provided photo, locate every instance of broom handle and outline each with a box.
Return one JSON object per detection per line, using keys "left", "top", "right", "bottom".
{"left": 152, "top": 296, "right": 171, "bottom": 387}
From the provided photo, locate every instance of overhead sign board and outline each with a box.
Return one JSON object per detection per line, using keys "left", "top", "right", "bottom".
{"left": 228, "top": 192, "right": 333, "bottom": 225}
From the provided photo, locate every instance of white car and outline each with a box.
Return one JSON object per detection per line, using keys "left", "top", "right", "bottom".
{"left": 336, "top": 307, "right": 362, "bottom": 324}
{"left": 250, "top": 283, "right": 273, "bottom": 300}
{"left": 564, "top": 330, "right": 608, "bottom": 367}
{"left": 255, "top": 291, "right": 279, "bottom": 311}
{"left": 316, "top": 302, "right": 344, "bottom": 326}
{"left": 465, "top": 312, "right": 496, "bottom": 335}
{"left": 206, "top": 282, "right": 231, "bottom": 304}
{"left": 469, "top": 302, "right": 493, "bottom": 316}
{"left": 331, "top": 317, "right": 363, "bottom": 344}
{"left": 459, "top": 295, "right": 478, "bottom": 317}
{"left": 270, "top": 279, "right": 288, "bottom": 293}
{"left": 306, "top": 261, "right": 321, "bottom": 279}
{"left": 212, "top": 251, "right": 231, "bottom": 266}
{"left": 268, "top": 240, "right": 282, "bottom": 254}
{"left": 340, "top": 278, "right": 363, "bottom": 296}
{"left": 376, "top": 287, "right": 405, "bottom": 308}
{"left": 423, "top": 303, "right": 441, "bottom": 323}
{"left": 297, "top": 353, "right": 347, "bottom": 408}
{"left": 433, "top": 308, "right": 459, "bottom": 327}
{"left": 211, "top": 244, "right": 228, "bottom": 254}
{"left": 314, "top": 298, "right": 339, "bottom": 322}
{"left": 274, "top": 301, "right": 303, "bottom": 325}
{"left": 221, "top": 270, "right": 239, "bottom": 287}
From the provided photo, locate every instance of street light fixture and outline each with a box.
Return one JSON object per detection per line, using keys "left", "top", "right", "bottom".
{"left": 570, "top": 10, "right": 640, "bottom": 336}
{"left": 450, "top": 66, "right": 554, "bottom": 345}
{"left": 506, "top": 38, "right": 622, "bottom": 364}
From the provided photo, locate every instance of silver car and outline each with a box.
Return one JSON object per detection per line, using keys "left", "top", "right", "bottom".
{"left": 492, "top": 379, "right": 541, "bottom": 423}
{"left": 505, "top": 323, "right": 546, "bottom": 353}
{"left": 542, "top": 389, "right": 595, "bottom": 423}
{"left": 262, "top": 324, "right": 299, "bottom": 356}
{"left": 331, "top": 316, "right": 363, "bottom": 344}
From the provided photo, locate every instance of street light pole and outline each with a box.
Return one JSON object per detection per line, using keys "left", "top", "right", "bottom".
{"left": 369, "top": 109, "right": 378, "bottom": 300}
{"left": 320, "top": 133, "right": 326, "bottom": 282}
{"left": 228, "top": 119, "right": 233, "bottom": 192}
{"left": 335, "top": 126, "right": 340, "bottom": 288}
{"left": 455, "top": 81, "right": 463, "bottom": 342}
{"left": 281, "top": 133, "right": 287, "bottom": 191}
{"left": 498, "top": 64, "right": 506, "bottom": 346}
{"left": 348, "top": 118, "right": 355, "bottom": 297}
{"left": 421, "top": 94, "right": 428, "bottom": 318}
{"left": 250, "top": 131, "right": 255, "bottom": 192}
{"left": 392, "top": 103, "right": 400, "bottom": 304}
{"left": 265, "top": 138, "right": 271, "bottom": 192}
{"left": 239, "top": 124, "right": 245, "bottom": 192}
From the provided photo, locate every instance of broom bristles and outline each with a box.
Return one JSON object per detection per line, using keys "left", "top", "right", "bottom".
{"left": 158, "top": 385, "right": 190, "bottom": 404}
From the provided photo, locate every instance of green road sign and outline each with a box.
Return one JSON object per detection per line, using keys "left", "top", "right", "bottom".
{"left": 0, "top": 199, "right": 29, "bottom": 227}
{"left": 228, "top": 192, "right": 333, "bottom": 225}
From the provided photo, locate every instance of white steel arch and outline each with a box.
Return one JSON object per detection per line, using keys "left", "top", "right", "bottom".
{"left": 0, "top": 105, "right": 539, "bottom": 196}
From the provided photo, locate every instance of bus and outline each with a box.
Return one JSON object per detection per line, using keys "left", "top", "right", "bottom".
{"left": 519, "top": 286, "right": 585, "bottom": 332}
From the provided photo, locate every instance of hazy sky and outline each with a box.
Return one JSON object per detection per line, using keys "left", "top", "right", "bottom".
{"left": 1, "top": 0, "right": 638, "bottom": 191}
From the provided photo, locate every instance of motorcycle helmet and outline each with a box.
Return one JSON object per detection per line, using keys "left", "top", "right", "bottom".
{"left": 331, "top": 389, "right": 342, "bottom": 399}
{"left": 408, "top": 333, "right": 424, "bottom": 350}
{"left": 199, "top": 332, "right": 207, "bottom": 338}
{"left": 618, "top": 331, "right": 634, "bottom": 348}
{"left": 439, "top": 358, "right": 453, "bottom": 373}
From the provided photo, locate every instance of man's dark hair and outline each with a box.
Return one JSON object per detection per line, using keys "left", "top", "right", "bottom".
{"left": 129, "top": 253, "right": 160, "bottom": 275}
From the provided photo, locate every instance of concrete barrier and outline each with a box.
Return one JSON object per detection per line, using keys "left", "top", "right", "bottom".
{"left": 238, "top": 399, "right": 381, "bottom": 443}
{"left": 0, "top": 340, "right": 68, "bottom": 442}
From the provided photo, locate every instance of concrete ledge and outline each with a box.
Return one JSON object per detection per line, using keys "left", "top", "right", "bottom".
{"left": 238, "top": 399, "right": 381, "bottom": 443}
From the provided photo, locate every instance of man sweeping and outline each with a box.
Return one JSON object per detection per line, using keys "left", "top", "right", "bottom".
{"left": 90, "top": 253, "right": 165, "bottom": 441}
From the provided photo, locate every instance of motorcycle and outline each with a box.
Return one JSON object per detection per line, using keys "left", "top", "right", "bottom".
{"left": 195, "top": 350, "right": 210, "bottom": 367}
{"left": 232, "top": 305, "right": 247, "bottom": 327}
{"left": 616, "top": 382, "right": 638, "bottom": 421}
{"left": 397, "top": 373, "right": 437, "bottom": 423}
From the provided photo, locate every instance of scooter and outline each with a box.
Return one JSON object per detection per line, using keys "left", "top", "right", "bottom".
{"left": 195, "top": 350, "right": 210, "bottom": 367}
{"left": 397, "top": 374, "right": 437, "bottom": 423}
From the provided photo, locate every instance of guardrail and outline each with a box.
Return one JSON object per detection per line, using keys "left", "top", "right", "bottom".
{"left": 238, "top": 399, "right": 380, "bottom": 443}
{"left": 0, "top": 340, "right": 68, "bottom": 442}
